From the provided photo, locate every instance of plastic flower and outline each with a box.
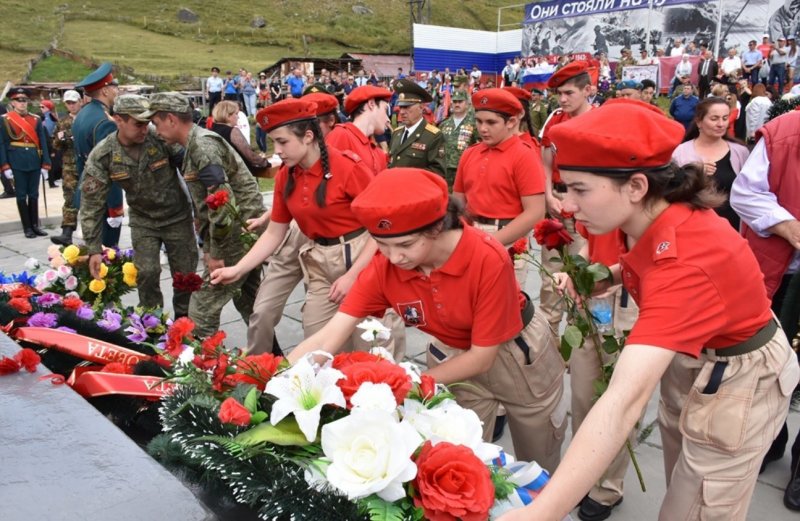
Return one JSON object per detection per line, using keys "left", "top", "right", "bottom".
{"left": 356, "top": 318, "right": 391, "bottom": 344}
{"left": 76, "top": 305, "right": 95, "bottom": 320}
{"left": 35, "top": 293, "right": 61, "bottom": 308}
{"left": 24, "top": 257, "right": 39, "bottom": 271}
{"left": 123, "top": 274, "right": 137, "bottom": 287}
{"left": 42, "top": 269, "right": 58, "bottom": 284}
{"left": 62, "top": 245, "right": 81, "bottom": 264}
{"left": 265, "top": 355, "right": 346, "bottom": 442}
{"left": 88, "top": 279, "right": 106, "bottom": 294}
{"left": 122, "top": 262, "right": 137, "bottom": 286}
{"left": 103, "top": 247, "right": 116, "bottom": 261}
{"left": 205, "top": 189, "right": 230, "bottom": 211}
{"left": 533, "top": 218, "right": 574, "bottom": 250}
{"left": 56, "top": 264, "right": 72, "bottom": 279}
{"left": 98, "top": 263, "right": 109, "bottom": 279}
{"left": 64, "top": 275, "right": 78, "bottom": 291}
{"left": 97, "top": 309, "right": 123, "bottom": 332}
{"left": 350, "top": 382, "right": 400, "bottom": 416}
{"left": 49, "top": 255, "right": 65, "bottom": 269}
{"left": 27, "top": 312, "right": 58, "bottom": 328}
{"left": 321, "top": 410, "right": 421, "bottom": 501}
{"left": 47, "top": 244, "right": 61, "bottom": 259}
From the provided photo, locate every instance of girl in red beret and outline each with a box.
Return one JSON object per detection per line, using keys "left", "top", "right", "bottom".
{"left": 288, "top": 167, "right": 567, "bottom": 473}
{"left": 498, "top": 99, "right": 799, "bottom": 521}
{"left": 210, "top": 98, "right": 381, "bottom": 354}
{"left": 502, "top": 86, "right": 542, "bottom": 149}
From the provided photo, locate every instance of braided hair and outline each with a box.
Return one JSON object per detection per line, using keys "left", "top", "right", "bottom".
{"left": 518, "top": 99, "right": 537, "bottom": 141}
{"left": 282, "top": 118, "right": 332, "bottom": 207}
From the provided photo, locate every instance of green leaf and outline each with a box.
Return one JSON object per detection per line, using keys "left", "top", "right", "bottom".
{"left": 234, "top": 416, "right": 312, "bottom": 446}
{"left": 559, "top": 335, "right": 573, "bottom": 361}
{"left": 563, "top": 325, "right": 584, "bottom": 349}
{"left": 230, "top": 383, "right": 256, "bottom": 405}
{"left": 361, "top": 495, "right": 406, "bottom": 521}
{"left": 244, "top": 387, "right": 259, "bottom": 414}
{"left": 575, "top": 270, "right": 595, "bottom": 296}
{"left": 602, "top": 335, "right": 621, "bottom": 355}
{"left": 586, "top": 262, "right": 612, "bottom": 282}
{"left": 593, "top": 378, "right": 608, "bottom": 399}
{"left": 250, "top": 410, "right": 268, "bottom": 425}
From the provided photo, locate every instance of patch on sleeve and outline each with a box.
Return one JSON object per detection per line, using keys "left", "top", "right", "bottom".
{"left": 81, "top": 176, "right": 104, "bottom": 195}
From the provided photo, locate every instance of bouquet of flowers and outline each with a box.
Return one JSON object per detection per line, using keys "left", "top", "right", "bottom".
{"left": 206, "top": 187, "right": 258, "bottom": 251}
{"left": 37, "top": 244, "right": 137, "bottom": 307}
{"left": 151, "top": 319, "right": 556, "bottom": 520}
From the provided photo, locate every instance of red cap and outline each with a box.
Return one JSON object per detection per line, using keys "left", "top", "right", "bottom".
{"left": 344, "top": 85, "right": 392, "bottom": 115}
{"left": 351, "top": 168, "right": 449, "bottom": 237}
{"left": 548, "top": 99, "right": 685, "bottom": 173}
{"left": 503, "top": 86, "right": 532, "bottom": 102}
{"left": 40, "top": 100, "right": 55, "bottom": 111}
{"left": 303, "top": 92, "right": 339, "bottom": 117}
{"left": 256, "top": 98, "right": 317, "bottom": 132}
{"left": 547, "top": 60, "right": 591, "bottom": 89}
{"left": 471, "top": 88, "right": 523, "bottom": 117}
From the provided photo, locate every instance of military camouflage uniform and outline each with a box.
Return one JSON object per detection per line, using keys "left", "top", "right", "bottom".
{"left": 182, "top": 124, "right": 265, "bottom": 337}
{"left": 80, "top": 124, "right": 198, "bottom": 316}
{"left": 52, "top": 115, "right": 78, "bottom": 228}
{"left": 438, "top": 107, "right": 478, "bottom": 189}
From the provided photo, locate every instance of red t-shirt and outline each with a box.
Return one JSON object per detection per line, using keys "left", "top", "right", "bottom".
{"left": 576, "top": 223, "right": 622, "bottom": 266}
{"left": 339, "top": 225, "right": 523, "bottom": 349}
{"left": 453, "top": 135, "right": 545, "bottom": 219}
{"left": 540, "top": 109, "right": 571, "bottom": 185}
{"left": 326, "top": 123, "right": 388, "bottom": 175}
{"left": 620, "top": 204, "right": 773, "bottom": 357}
{"left": 271, "top": 147, "right": 374, "bottom": 240}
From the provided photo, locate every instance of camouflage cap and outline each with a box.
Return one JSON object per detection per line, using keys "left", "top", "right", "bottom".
{"left": 113, "top": 94, "right": 151, "bottom": 122}
{"left": 139, "top": 92, "right": 190, "bottom": 119}
{"left": 453, "top": 74, "right": 469, "bottom": 87}
{"left": 451, "top": 90, "right": 468, "bottom": 101}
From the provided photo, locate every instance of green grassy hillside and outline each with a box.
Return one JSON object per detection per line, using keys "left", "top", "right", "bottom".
{"left": 0, "top": 0, "right": 524, "bottom": 85}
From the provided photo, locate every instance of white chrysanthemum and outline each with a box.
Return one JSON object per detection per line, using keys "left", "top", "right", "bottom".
{"left": 357, "top": 318, "right": 391, "bottom": 344}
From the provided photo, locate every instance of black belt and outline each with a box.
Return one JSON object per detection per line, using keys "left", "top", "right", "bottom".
{"left": 514, "top": 293, "right": 536, "bottom": 365}
{"left": 314, "top": 228, "right": 365, "bottom": 246}
{"left": 553, "top": 182, "right": 568, "bottom": 193}
{"left": 474, "top": 216, "right": 513, "bottom": 228}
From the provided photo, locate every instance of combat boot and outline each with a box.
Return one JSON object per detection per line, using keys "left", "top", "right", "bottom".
{"left": 51, "top": 225, "right": 74, "bottom": 246}
{"left": 28, "top": 201, "right": 48, "bottom": 237}
{"left": 16, "top": 200, "right": 35, "bottom": 239}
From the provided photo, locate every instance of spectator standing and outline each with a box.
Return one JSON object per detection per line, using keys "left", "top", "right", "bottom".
{"left": 787, "top": 36, "right": 798, "bottom": 91}
{"left": 745, "top": 83, "right": 773, "bottom": 141}
{"left": 698, "top": 49, "right": 720, "bottom": 98}
{"left": 669, "top": 83, "right": 699, "bottom": 129}
{"left": 469, "top": 64, "right": 482, "bottom": 87}
{"left": 223, "top": 71, "right": 238, "bottom": 102}
{"left": 726, "top": 92, "right": 740, "bottom": 138}
{"left": 721, "top": 48, "right": 743, "bottom": 81}
{"left": 742, "top": 40, "right": 765, "bottom": 86}
{"left": 269, "top": 75, "right": 282, "bottom": 102}
{"left": 758, "top": 34, "right": 773, "bottom": 60}
{"left": 50, "top": 90, "right": 83, "bottom": 246}
{"left": 286, "top": 68, "right": 305, "bottom": 98}
{"left": 669, "top": 54, "right": 693, "bottom": 97}
{"left": 210, "top": 101, "right": 271, "bottom": 177}
{"left": 206, "top": 66, "right": 223, "bottom": 112}
{"left": 769, "top": 37, "right": 789, "bottom": 94}
{"left": 242, "top": 71, "right": 257, "bottom": 117}
{"left": 669, "top": 37, "right": 685, "bottom": 56}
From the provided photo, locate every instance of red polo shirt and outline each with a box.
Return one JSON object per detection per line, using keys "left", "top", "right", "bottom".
{"left": 340, "top": 225, "right": 523, "bottom": 349}
{"left": 271, "top": 147, "right": 374, "bottom": 240}
{"left": 620, "top": 204, "right": 773, "bottom": 357}
{"left": 540, "top": 109, "right": 572, "bottom": 185}
{"left": 453, "top": 134, "right": 545, "bottom": 219}
{"left": 577, "top": 223, "right": 622, "bottom": 266}
{"left": 326, "top": 123, "right": 388, "bottom": 175}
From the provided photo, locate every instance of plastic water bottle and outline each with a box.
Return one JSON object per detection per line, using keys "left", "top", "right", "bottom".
{"left": 589, "top": 296, "right": 613, "bottom": 333}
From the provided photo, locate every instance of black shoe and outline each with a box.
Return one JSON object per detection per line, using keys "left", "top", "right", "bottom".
{"left": 50, "top": 226, "right": 74, "bottom": 246}
{"left": 0, "top": 192, "right": 14, "bottom": 199}
{"left": 28, "top": 202, "right": 48, "bottom": 236}
{"left": 492, "top": 414, "right": 507, "bottom": 443}
{"left": 578, "top": 496, "right": 623, "bottom": 521}
{"left": 785, "top": 475, "right": 800, "bottom": 511}
{"left": 23, "top": 228, "right": 36, "bottom": 239}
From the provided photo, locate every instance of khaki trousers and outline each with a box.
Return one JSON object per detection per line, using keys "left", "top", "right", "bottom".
{"left": 657, "top": 324, "right": 799, "bottom": 520}
{"left": 473, "top": 222, "right": 531, "bottom": 289}
{"left": 247, "top": 221, "right": 309, "bottom": 354}
{"left": 569, "top": 285, "right": 640, "bottom": 506}
{"left": 426, "top": 308, "right": 567, "bottom": 473}
{"left": 300, "top": 231, "right": 406, "bottom": 360}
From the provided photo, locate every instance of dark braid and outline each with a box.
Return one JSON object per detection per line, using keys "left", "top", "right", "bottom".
{"left": 520, "top": 99, "right": 536, "bottom": 140}
{"left": 281, "top": 118, "right": 330, "bottom": 206}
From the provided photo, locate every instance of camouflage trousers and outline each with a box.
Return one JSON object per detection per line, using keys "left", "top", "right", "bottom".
{"left": 131, "top": 218, "right": 198, "bottom": 318}
{"left": 60, "top": 164, "right": 78, "bottom": 227}
{"left": 190, "top": 249, "right": 262, "bottom": 338}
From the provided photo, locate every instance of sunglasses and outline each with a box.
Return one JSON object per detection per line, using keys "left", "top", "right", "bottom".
{"left": 13, "top": 98, "right": 29, "bottom": 102}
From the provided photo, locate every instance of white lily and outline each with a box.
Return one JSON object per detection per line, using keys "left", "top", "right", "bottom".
{"left": 265, "top": 354, "right": 346, "bottom": 442}
{"left": 398, "top": 361, "right": 422, "bottom": 383}
{"left": 357, "top": 318, "right": 391, "bottom": 344}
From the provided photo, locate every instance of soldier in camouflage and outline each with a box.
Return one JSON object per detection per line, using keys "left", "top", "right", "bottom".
{"left": 51, "top": 90, "right": 83, "bottom": 245}
{"left": 142, "top": 92, "right": 265, "bottom": 337}
{"left": 81, "top": 95, "right": 198, "bottom": 317}
{"left": 438, "top": 89, "right": 478, "bottom": 190}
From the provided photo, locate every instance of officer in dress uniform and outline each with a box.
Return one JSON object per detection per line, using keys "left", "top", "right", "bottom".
{"left": 80, "top": 95, "right": 198, "bottom": 317}
{"left": 72, "top": 62, "right": 125, "bottom": 248}
{"left": 51, "top": 89, "right": 82, "bottom": 245}
{"left": 0, "top": 88, "right": 50, "bottom": 238}
{"left": 388, "top": 79, "right": 446, "bottom": 177}
{"left": 438, "top": 89, "right": 478, "bottom": 190}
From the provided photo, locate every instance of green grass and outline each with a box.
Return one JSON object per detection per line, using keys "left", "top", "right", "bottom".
{"left": 27, "top": 54, "right": 92, "bottom": 82}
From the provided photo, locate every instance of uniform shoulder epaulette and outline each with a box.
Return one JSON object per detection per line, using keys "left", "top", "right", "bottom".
{"left": 340, "top": 149, "right": 363, "bottom": 163}
{"left": 392, "top": 126, "right": 405, "bottom": 133}
{"left": 425, "top": 123, "right": 440, "bottom": 134}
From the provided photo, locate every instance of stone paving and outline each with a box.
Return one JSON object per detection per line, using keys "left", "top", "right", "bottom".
{"left": 0, "top": 191, "right": 797, "bottom": 520}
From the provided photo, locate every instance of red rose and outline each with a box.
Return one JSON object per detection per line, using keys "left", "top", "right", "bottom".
{"left": 9, "top": 297, "right": 32, "bottom": 315}
{"left": 102, "top": 362, "right": 134, "bottom": 374}
{"left": 10, "top": 287, "right": 32, "bottom": 299}
{"left": 331, "top": 351, "right": 382, "bottom": 370}
{"left": 205, "top": 190, "right": 230, "bottom": 211}
{"left": 201, "top": 330, "right": 227, "bottom": 356}
{"left": 173, "top": 272, "right": 203, "bottom": 293}
{"left": 413, "top": 441, "right": 495, "bottom": 521}
{"left": 0, "top": 356, "right": 21, "bottom": 375}
{"left": 13, "top": 348, "right": 40, "bottom": 372}
{"left": 62, "top": 296, "right": 84, "bottom": 310}
{"left": 533, "top": 218, "right": 574, "bottom": 250}
{"left": 192, "top": 355, "right": 215, "bottom": 370}
{"left": 419, "top": 374, "right": 436, "bottom": 400}
{"left": 228, "top": 353, "right": 283, "bottom": 390}
{"left": 337, "top": 360, "right": 412, "bottom": 407}
{"left": 509, "top": 237, "right": 529, "bottom": 256}
{"left": 218, "top": 397, "right": 252, "bottom": 426}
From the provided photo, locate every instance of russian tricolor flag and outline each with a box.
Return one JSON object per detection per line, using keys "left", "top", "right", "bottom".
{"left": 522, "top": 71, "right": 554, "bottom": 91}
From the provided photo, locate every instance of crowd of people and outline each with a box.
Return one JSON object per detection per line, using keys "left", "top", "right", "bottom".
{"left": 1, "top": 44, "right": 799, "bottom": 520}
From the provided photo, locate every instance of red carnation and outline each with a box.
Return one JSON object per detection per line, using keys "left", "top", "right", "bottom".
{"left": 0, "top": 356, "right": 21, "bottom": 375}
{"left": 62, "top": 296, "right": 84, "bottom": 310}
{"left": 10, "top": 287, "right": 33, "bottom": 299}
{"left": 337, "top": 360, "right": 412, "bottom": 407}
{"left": 419, "top": 374, "right": 436, "bottom": 400}
{"left": 331, "top": 351, "right": 382, "bottom": 370}
{"left": 201, "top": 330, "right": 227, "bottom": 356}
{"left": 509, "top": 237, "right": 529, "bottom": 256}
{"left": 102, "top": 362, "right": 134, "bottom": 374}
{"left": 13, "top": 348, "right": 40, "bottom": 372}
{"left": 212, "top": 353, "right": 230, "bottom": 391}
{"left": 412, "top": 441, "right": 495, "bottom": 521}
{"left": 533, "top": 218, "right": 574, "bottom": 250}
{"left": 205, "top": 190, "right": 230, "bottom": 211}
{"left": 166, "top": 317, "right": 195, "bottom": 358}
{"left": 9, "top": 297, "right": 32, "bottom": 315}
{"left": 218, "top": 397, "right": 252, "bottom": 426}
{"left": 228, "top": 353, "right": 283, "bottom": 390}
{"left": 193, "top": 355, "right": 216, "bottom": 370}
{"left": 173, "top": 272, "right": 203, "bottom": 293}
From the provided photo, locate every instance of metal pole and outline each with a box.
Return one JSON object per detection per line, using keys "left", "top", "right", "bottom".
{"left": 645, "top": 0, "right": 653, "bottom": 53}
{"left": 714, "top": 0, "right": 724, "bottom": 58}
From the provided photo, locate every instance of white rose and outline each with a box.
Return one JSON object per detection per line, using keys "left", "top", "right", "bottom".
{"left": 350, "top": 382, "right": 399, "bottom": 416}
{"left": 24, "top": 257, "right": 40, "bottom": 271}
{"left": 321, "top": 410, "right": 421, "bottom": 501}
{"left": 64, "top": 276, "right": 78, "bottom": 291}
{"left": 43, "top": 269, "right": 59, "bottom": 283}
{"left": 56, "top": 264, "right": 72, "bottom": 279}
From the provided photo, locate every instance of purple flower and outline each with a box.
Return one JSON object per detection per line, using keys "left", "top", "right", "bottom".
{"left": 97, "top": 309, "right": 122, "bottom": 332}
{"left": 142, "top": 313, "right": 160, "bottom": 329}
{"left": 27, "top": 312, "right": 58, "bottom": 328}
{"left": 76, "top": 305, "right": 95, "bottom": 320}
{"left": 57, "top": 326, "right": 77, "bottom": 333}
{"left": 125, "top": 313, "right": 148, "bottom": 343}
{"left": 102, "top": 247, "right": 121, "bottom": 264}
{"left": 36, "top": 292, "right": 63, "bottom": 308}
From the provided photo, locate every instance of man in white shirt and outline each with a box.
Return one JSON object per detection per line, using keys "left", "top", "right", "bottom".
{"left": 669, "top": 54, "right": 693, "bottom": 97}
{"left": 637, "top": 49, "right": 658, "bottom": 65}
{"left": 670, "top": 38, "right": 685, "bottom": 56}
{"left": 205, "top": 66, "right": 223, "bottom": 112}
{"left": 470, "top": 64, "right": 482, "bottom": 87}
{"left": 721, "top": 48, "right": 743, "bottom": 80}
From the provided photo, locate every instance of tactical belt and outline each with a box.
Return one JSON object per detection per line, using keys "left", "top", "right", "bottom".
{"left": 314, "top": 228, "right": 365, "bottom": 246}
{"left": 10, "top": 142, "right": 36, "bottom": 148}
{"left": 474, "top": 216, "right": 513, "bottom": 229}
{"left": 514, "top": 293, "right": 536, "bottom": 365}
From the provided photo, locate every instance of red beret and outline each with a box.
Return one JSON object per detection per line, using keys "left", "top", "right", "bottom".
{"left": 549, "top": 99, "right": 685, "bottom": 173}
{"left": 547, "top": 60, "right": 591, "bottom": 89}
{"left": 344, "top": 85, "right": 392, "bottom": 115}
{"left": 471, "top": 88, "right": 523, "bottom": 117}
{"left": 256, "top": 98, "right": 317, "bottom": 132}
{"left": 40, "top": 100, "right": 55, "bottom": 111}
{"left": 503, "top": 86, "right": 532, "bottom": 102}
{"left": 303, "top": 92, "right": 339, "bottom": 117}
{"left": 351, "top": 168, "right": 449, "bottom": 237}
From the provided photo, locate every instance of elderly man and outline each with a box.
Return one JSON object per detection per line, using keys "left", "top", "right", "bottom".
{"left": 722, "top": 47, "right": 743, "bottom": 81}
{"left": 669, "top": 54, "right": 693, "bottom": 97}
{"left": 388, "top": 79, "right": 445, "bottom": 176}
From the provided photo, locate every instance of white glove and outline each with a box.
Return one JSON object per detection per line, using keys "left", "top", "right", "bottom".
{"left": 3, "top": 169, "right": 12, "bottom": 180}
{"left": 41, "top": 169, "right": 49, "bottom": 180}
{"left": 270, "top": 154, "right": 283, "bottom": 168}
{"left": 106, "top": 216, "right": 124, "bottom": 228}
